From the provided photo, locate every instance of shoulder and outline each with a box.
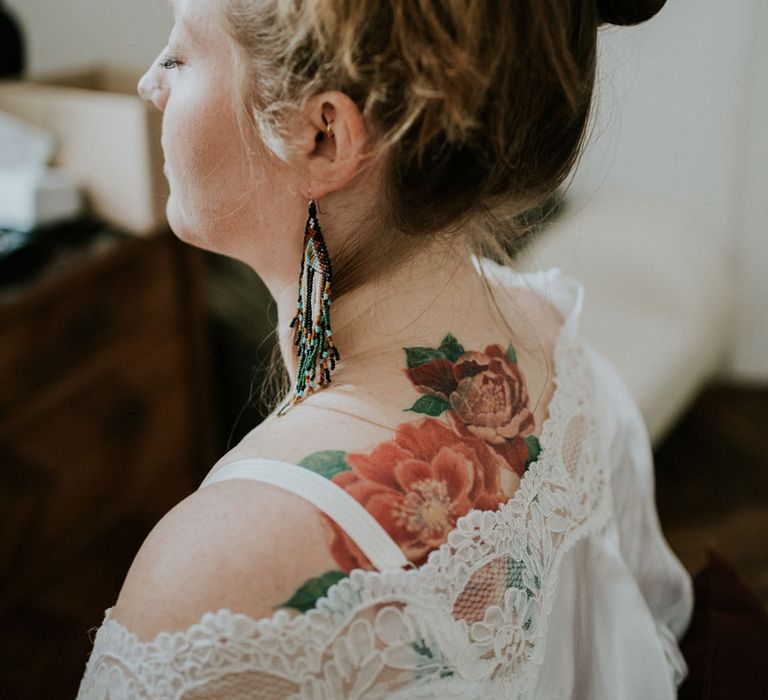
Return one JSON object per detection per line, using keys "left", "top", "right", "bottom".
{"left": 209, "top": 397, "right": 396, "bottom": 474}
{"left": 111, "top": 474, "right": 339, "bottom": 643}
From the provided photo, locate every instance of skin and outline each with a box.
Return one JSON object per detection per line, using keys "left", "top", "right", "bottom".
{"left": 115, "top": 0, "right": 564, "bottom": 640}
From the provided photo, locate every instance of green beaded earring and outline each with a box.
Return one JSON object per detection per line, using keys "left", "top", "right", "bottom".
{"left": 277, "top": 193, "right": 340, "bottom": 416}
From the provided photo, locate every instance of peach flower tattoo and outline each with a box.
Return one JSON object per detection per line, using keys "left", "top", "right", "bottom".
{"left": 403, "top": 333, "right": 541, "bottom": 476}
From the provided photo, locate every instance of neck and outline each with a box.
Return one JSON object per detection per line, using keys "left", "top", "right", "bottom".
{"left": 273, "top": 235, "right": 497, "bottom": 397}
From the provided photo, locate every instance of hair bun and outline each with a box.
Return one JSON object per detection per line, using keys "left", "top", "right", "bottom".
{"left": 597, "top": 0, "right": 667, "bottom": 26}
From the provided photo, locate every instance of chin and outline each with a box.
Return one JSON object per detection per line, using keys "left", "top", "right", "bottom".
{"left": 165, "top": 199, "right": 229, "bottom": 259}
{"left": 166, "top": 199, "right": 202, "bottom": 247}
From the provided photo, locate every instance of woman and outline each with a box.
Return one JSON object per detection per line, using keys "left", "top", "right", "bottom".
{"left": 77, "top": 0, "right": 692, "bottom": 697}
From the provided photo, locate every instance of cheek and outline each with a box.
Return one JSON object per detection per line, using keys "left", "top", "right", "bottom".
{"left": 163, "top": 91, "right": 251, "bottom": 217}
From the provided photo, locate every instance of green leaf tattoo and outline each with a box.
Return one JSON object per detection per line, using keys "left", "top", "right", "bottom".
{"left": 506, "top": 343, "right": 517, "bottom": 363}
{"left": 438, "top": 333, "right": 465, "bottom": 362}
{"left": 298, "top": 450, "right": 351, "bottom": 480}
{"left": 404, "top": 394, "right": 452, "bottom": 416}
{"left": 403, "top": 333, "right": 465, "bottom": 369}
{"left": 404, "top": 346, "right": 448, "bottom": 369}
{"left": 412, "top": 638, "right": 455, "bottom": 680}
{"left": 523, "top": 435, "right": 541, "bottom": 469}
{"left": 277, "top": 570, "right": 348, "bottom": 612}
{"left": 506, "top": 557, "right": 525, "bottom": 589}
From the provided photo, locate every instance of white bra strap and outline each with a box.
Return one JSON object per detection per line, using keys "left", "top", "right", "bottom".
{"left": 198, "top": 458, "right": 410, "bottom": 572}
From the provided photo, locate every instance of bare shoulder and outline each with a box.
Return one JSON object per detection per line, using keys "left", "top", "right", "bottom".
{"left": 207, "top": 396, "right": 397, "bottom": 478}
{"left": 110, "top": 472, "right": 339, "bottom": 642}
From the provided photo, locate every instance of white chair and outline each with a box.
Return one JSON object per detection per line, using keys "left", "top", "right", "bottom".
{"left": 515, "top": 186, "right": 738, "bottom": 447}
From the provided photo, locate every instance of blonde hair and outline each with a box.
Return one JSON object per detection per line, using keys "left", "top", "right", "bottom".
{"left": 222, "top": 0, "right": 602, "bottom": 417}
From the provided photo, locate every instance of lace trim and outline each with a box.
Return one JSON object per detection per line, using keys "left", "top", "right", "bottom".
{"left": 78, "top": 267, "right": 611, "bottom": 699}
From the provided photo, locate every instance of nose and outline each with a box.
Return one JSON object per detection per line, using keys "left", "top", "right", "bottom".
{"left": 137, "top": 66, "right": 164, "bottom": 111}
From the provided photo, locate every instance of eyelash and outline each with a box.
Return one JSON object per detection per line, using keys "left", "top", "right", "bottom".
{"left": 158, "top": 55, "right": 183, "bottom": 70}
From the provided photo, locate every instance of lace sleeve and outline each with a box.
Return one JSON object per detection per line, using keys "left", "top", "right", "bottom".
{"left": 604, "top": 362, "right": 695, "bottom": 688}
{"left": 75, "top": 607, "right": 306, "bottom": 700}
{"left": 75, "top": 592, "right": 521, "bottom": 700}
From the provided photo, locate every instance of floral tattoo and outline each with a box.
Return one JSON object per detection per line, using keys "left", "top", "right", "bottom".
{"left": 278, "top": 333, "right": 541, "bottom": 613}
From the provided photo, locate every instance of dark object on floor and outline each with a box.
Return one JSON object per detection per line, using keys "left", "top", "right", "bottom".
{"left": 0, "top": 0, "right": 25, "bottom": 77}
{"left": 0, "top": 217, "right": 116, "bottom": 288}
{"left": 679, "top": 546, "right": 768, "bottom": 699}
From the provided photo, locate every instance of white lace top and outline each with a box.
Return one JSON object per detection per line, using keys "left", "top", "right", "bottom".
{"left": 75, "top": 261, "right": 694, "bottom": 699}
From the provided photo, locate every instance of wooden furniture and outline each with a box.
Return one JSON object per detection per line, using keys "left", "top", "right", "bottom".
{"left": 0, "top": 224, "right": 218, "bottom": 699}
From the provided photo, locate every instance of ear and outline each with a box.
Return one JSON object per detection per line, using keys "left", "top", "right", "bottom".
{"left": 293, "top": 91, "right": 367, "bottom": 199}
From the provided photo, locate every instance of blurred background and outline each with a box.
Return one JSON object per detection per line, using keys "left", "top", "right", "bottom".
{"left": 0, "top": 0, "right": 766, "bottom": 697}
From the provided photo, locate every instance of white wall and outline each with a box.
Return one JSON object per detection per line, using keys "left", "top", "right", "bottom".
{"left": 731, "top": 1, "right": 768, "bottom": 383}
{"left": 5, "top": 0, "right": 767, "bottom": 382}
{"left": 570, "top": 0, "right": 767, "bottom": 382}
{"left": 5, "top": 0, "right": 172, "bottom": 78}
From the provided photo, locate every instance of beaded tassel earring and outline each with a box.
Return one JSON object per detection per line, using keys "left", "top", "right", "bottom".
{"left": 277, "top": 193, "right": 341, "bottom": 416}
